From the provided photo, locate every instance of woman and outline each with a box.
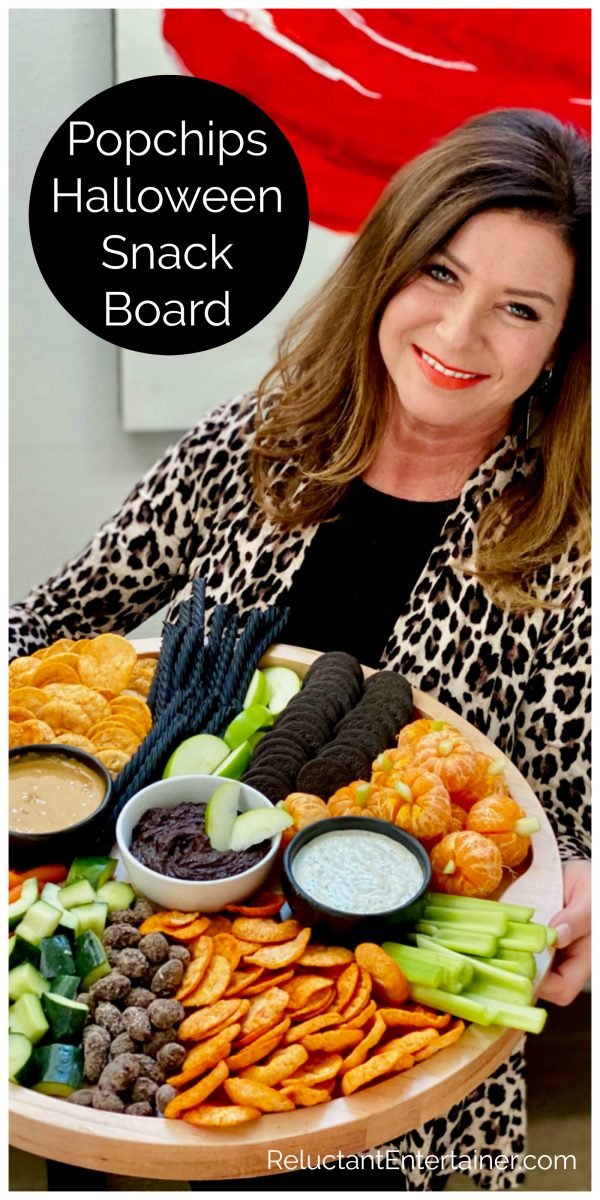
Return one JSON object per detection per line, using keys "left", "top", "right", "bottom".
{"left": 10, "top": 108, "right": 590, "bottom": 1189}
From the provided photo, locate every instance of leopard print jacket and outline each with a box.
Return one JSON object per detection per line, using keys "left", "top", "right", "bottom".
{"left": 9, "top": 392, "right": 590, "bottom": 1188}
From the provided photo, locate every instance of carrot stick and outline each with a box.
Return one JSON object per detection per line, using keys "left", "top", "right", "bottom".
{"left": 9, "top": 883, "right": 23, "bottom": 903}
{"left": 8, "top": 870, "right": 23, "bottom": 887}
{"left": 13, "top": 864, "right": 68, "bottom": 885}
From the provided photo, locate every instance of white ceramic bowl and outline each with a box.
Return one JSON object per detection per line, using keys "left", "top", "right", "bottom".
{"left": 116, "top": 774, "right": 281, "bottom": 912}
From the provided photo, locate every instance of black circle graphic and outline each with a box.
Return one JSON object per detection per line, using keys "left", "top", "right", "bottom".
{"left": 29, "top": 76, "right": 310, "bottom": 354}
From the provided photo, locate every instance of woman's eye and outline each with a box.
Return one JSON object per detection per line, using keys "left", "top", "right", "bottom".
{"left": 504, "top": 302, "right": 540, "bottom": 322}
{"left": 424, "top": 263, "right": 456, "bottom": 284}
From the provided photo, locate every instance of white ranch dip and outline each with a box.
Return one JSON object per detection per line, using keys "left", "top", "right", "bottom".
{"left": 292, "top": 829, "right": 424, "bottom": 914}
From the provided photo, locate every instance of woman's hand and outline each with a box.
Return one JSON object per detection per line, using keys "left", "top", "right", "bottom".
{"left": 537, "top": 860, "right": 591, "bottom": 1006}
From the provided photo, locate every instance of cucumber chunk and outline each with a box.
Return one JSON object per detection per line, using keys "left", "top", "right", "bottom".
{"left": 30, "top": 1043, "right": 84, "bottom": 1096}
{"left": 74, "top": 930, "right": 110, "bottom": 990}
{"left": 57, "top": 880, "right": 97, "bottom": 909}
{"left": 70, "top": 902, "right": 108, "bottom": 940}
{"left": 39, "top": 934, "right": 76, "bottom": 979}
{"left": 9, "top": 994, "right": 50, "bottom": 1043}
{"left": 42, "top": 993, "right": 89, "bottom": 1043}
{"left": 50, "top": 975, "right": 81, "bottom": 1000}
{"left": 14, "top": 901, "right": 62, "bottom": 947}
{"left": 9, "top": 1033, "right": 34, "bottom": 1084}
{"left": 66, "top": 857, "right": 117, "bottom": 891}
{"left": 8, "top": 962, "right": 51, "bottom": 1001}
{"left": 8, "top": 878, "right": 39, "bottom": 931}
{"left": 95, "top": 881, "right": 135, "bottom": 912}
{"left": 8, "top": 935, "right": 41, "bottom": 970}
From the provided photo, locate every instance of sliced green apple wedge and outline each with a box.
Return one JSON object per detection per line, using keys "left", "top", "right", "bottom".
{"left": 242, "top": 669, "right": 269, "bottom": 709}
{"left": 163, "top": 734, "right": 229, "bottom": 778}
{"left": 205, "top": 782, "right": 241, "bottom": 852}
{"left": 229, "top": 806, "right": 293, "bottom": 852}
{"left": 213, "top": 741, "right": 253, "bottom": 780}
{"left": 224, "top": 704, "right": 274, "bottom": 750}
{"left": 263, "top": 667, "right": 302, "bottom": 715}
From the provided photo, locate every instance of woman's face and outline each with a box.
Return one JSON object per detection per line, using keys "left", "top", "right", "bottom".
{"left": 378, "top": 210, "right": 574, "bottom": 431}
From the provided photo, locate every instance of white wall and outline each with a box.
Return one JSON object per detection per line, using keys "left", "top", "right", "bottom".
{"left": 9, "top": 9, "right": 171, "bottom": 635}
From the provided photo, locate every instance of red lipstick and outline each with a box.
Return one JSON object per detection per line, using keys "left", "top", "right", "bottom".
{"left": 413, "top": 345, "right": 490, "bottom": 391}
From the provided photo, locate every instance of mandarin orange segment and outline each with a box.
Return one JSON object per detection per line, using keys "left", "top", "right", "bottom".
{"left": 367, "top": 766, "right": 451, "bottom": 841}
{"left": 430, "top": 829, "right": 503, "bottom": 897}
{"left": 412, "top": 730, "right": 478, "bottom": 796}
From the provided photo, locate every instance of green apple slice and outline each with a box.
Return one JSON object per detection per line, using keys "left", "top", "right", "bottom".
{"left": 224, "top": 704, "right": 274, "bottom": 750}
{"left": 163, "top": 734, "right": 229, "bottom": 779}
{"left": 263, "top": 667, "right": 302, "bottom": 715}
{"left": 213, "top": 741, "right": 253, "bottom": 780}
{"left": 205, "top": 782, "right": 241, "bottom": 851}
{"left": 248, "top": 730, "right": 267, "bottom": 750}
{"left": 229, "top": 806, "right": 294, "bottom": 852}
{"left": 242, "top": 669, "right": 269, "bottom": 710}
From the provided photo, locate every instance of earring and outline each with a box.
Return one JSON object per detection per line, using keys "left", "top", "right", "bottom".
{"left": 524, "top": 368, "right": 553, "bottom": 443}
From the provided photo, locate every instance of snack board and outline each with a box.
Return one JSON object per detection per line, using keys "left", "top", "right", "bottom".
{"left": 9, "top": 643, "right": 562, "bottom": 1180}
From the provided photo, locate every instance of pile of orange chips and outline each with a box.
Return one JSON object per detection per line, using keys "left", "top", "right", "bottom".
{"left": 8, "top": 634, "right": 155, "bottom": 775}
{"left": 140, "top": 909, "right": 466, "bottom": 1127}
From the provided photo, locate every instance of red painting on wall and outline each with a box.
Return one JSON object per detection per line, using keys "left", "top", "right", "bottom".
{"left": 163, "top": 8, "right": 591, "bottom": 233}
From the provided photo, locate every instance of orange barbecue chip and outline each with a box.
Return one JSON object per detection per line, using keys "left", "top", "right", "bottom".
{"left": 160, "top": 911, "right": 202, "bottom": 928}
{"left": 378, "top": 1007, "right": 452, "bottom": 1030}
{"left": 302, "top": 1028, "right": 363, "bottom": 1054}
{"left": 204, "top": 916, "right": 233, "bottom": 938}
{"left": 224, "top": 1077, "right": 295, "bottom": 1113}
{"left": 177, "top": 1000, "right": 248, "bottom": 1043}
{"left": 240, "top": 970, "right": 294, "bottom": 996}
{"left": 333, "top": 962, "right": 360, "bottom": 1011}
{"left": 338, "top": 968, "right": 372, "bottom": 1023}
{"left": 224, "top": 967, "right": 265, "bottom": 997}
{"left": 232, "top": 917, "right": 301, "bottom": 944}
{"left": 281, "top": 975, "right": 332, "bottom": 1012}
{"left": 354, "top": 943, "right": 410, "bottom": 1006}
{"left": 237, "top": 987, "right": 290, "bottom": 1045}
{"left": 224, "top": 891, "right": 285, "bottom": 918}
{"left": 290, "top": 987, "right": 336, "bottom": 1020}
{"left": 284, "top": 1011, "right": 343, "bottom": 1044}
{"left": 211, "top": 933, "right": 247, "bottom": 972}
{"left": 183, "top": 1105, "right": 261, "bottom": 1128}
{"left": 240, "top": 1044, "right": 309, "bottom": 1087}
{"left": 183, "top": 954, "right": 231, "bottom": 1006}
{"left": 385, "top": 1030, "right": 440, "bottom": 1057}
{"left": 297, "top": 945, "right": 355, "bottom": 968}
{"left": 243, "top": 928, "right": 311, "bottom": 969}
{"left": 340, "top": 1013, "right": 387, "bottom": 1074}
{"left": 175, "top": 943, "right": 214, "bottom": 1000}
{"left": 341, "top": 1044, "right": 414, "bottom": 1096}
{"left": 343, "top": 999, "right": 377, "bottom": 1030}
{"left": 163, "top": 1060, "right": 229, "bottom": 1116}
{"left": 412, "top": 1020, "right": 466, "bottom": 1061}
{"left": 159, "top": 917, "right": 212, "bottom": 941}
{"left": 167, "top": 1027, "right": 241, "bottom": 1087}
{"left": 280, "top": 1052, "right": 343, "bottom": 1088}
{"left": 279, "top": 1083, "right": 332, "bottom": 1107}
{"left": 226, "top": 1018, "right": 291, "bottom": 1070}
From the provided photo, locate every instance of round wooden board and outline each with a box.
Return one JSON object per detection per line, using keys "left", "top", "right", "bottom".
{"left": 9, "top": 642, "right": 562, "bottom": 1180}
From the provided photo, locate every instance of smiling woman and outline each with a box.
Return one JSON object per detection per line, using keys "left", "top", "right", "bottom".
{"left": 9, "top": 107, "right": 590, "bottom": 1192}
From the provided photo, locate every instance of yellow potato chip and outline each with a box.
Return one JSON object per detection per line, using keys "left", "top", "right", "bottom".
{"left": 71, "top": 639, "right": 92, "bottom": 655}
{"left": 182, "top": 1104, "right": 261, "bottom": 1127}
{"left": 163, "top": 1059, "right": 229, "bottom": 1116}
{"left": 232, "top": 917, "right": 301, "bottom": 944}
{"left": 78, "top": 634, "right": 137, "bottom": 693}
{"left": 168, "top": 1027, "right": 240, "bottom": 1088}
{"left": 42, "top": 638, "right": 75, "bottom": 657}
{"left": 31, "top": 662, "right": 80, "bottom": 687}
{"left": 224, "top": 1077, "right": 295, "bottom": 1113}
{"left": 37, "top": 652, "right": 82, "bottom": 675}
{"left": 226, "top": 1018, "right": 291, "bottom": 1070}
{"left": 31, "top": 648, "right": 50, "bottom": 660}
{"left": 7, "top": 687, "right": 50, "bottom": 716}
{"left": 90, "top": 725, "right": 141, "bottom": 755}
{"left": 51, "top": 734, "right": 96, "bottom": 754}
{"left": 243, "top": 928, "right": 311, "bottom": 969}
{"left": 241, "top": 1044, "right": 309, "bottom": 1086}
{"left": 9, "top": 657, "right": 40, "bottom": 686}
{"left": 8, "top": 707, "right": 36, "bottom": 723}
{"left": 302, "top": 1028, "right": 363, "bottom": 1054}
{"left": 37, "top": 699, "right": 91, "bottom": 735}
{"left": 93, "top": 747, "right": 130, "bottom": 774}
{"left": 341, "top": 1043, "right": 414, "bottom": 1096}
{"left": 177, "top": 1000, "right": 247, "bottom": 1043}
{"left": 9, "top": 718, "right": 55, "bottom": 747}
{"left": 42, "top": 684, "right": 111, "bottom": 725}
{"left": 109, "top": 695, "right": 152, "bottom": 733}
{"left": 184, "top": 954, "right": 231, "bottom": 1006}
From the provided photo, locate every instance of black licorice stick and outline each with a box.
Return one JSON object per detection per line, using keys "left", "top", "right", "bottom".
{"left": 229, "top": 605, "right": 290, "bottom": 708}
{"left": 174, "top": 580, "right": 207, "bottom": 693}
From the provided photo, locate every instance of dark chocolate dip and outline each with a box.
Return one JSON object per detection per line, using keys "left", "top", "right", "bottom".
{"left": 130, "top": 801, "right": 270, "bottom": 881}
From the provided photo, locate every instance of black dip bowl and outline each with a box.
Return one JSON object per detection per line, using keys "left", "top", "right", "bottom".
{"left": 9, "top": 744, "right": 113, "bottom": 868}
{"left": 282, "top": 816, "right": 431, "bottom": 945}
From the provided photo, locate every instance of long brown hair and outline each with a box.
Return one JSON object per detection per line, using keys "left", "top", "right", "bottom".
{"left": 251, "top": 109, "right": 590, "bottom": 609}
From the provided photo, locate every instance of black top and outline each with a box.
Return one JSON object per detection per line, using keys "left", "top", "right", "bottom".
{"left": 279, "top": 479, "right": 454, "bottom": 667}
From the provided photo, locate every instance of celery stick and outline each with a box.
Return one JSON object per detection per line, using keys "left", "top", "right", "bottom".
{"left": 545, "top": 926, "right": 558, "bottom": 947}
{"left": 477, "top": 955, "right": 537, "bottom": 981}
{"left": 494, "top": 948, "right": 537, "bottom": 975}
{"left": 499, "top": 921, "right": 547, "bottom": 953}
{"left": 415, "top": 925, "right": 498, "bottom": 957}
{"left": 468, "top": 976, "right": 534, "bottom": 1006}
{"left": 427, "top": 891, "right": 535, "bottom": 923}
{"left": 424, "top": 905, "right": 508, "bottom": 936}
{"left": 461, "top": 991, "right": 547, "bottom": 1034}
{"left": 415, "top": 934, "right": 532, "bottom": 998}
{"left": 409, "top": 984, "right": 493, "bottom": 1025}
{"left": 381, "top": 947, "right": 443, "bottom": 988}
{"left": 383, "top": 943, "right": 464, "bottom": 990}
